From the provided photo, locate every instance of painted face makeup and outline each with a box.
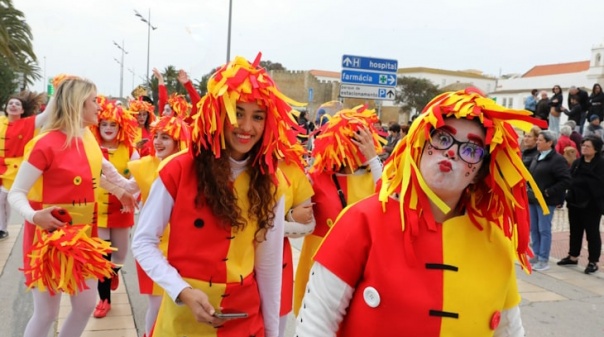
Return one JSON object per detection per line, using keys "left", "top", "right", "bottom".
{"left": 99, "top": 120, "right": 119, "bottom": 142}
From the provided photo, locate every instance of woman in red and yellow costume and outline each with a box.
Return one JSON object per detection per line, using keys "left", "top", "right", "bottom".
{"left": 129, "top": 95, "right": 156, "bottom": 157}
{"left": 132, "top": 53, "right": 303, "bottom": 337}
{"left": 153, "top": 67, "right": 200, "bottom": 119}
{"left": 7, "top": 77, "right": 135, "bottom": 337}
{"left": 293, "top": 105, "right": 384, "bottom": 316}
{"left": 0, "top": 90, "right": 48, "bottom": 240}
{"left": 129, "top": 114, "right": 190, "bottom": 337}
{"left": 90, "top": 98, "right": 139, "bottom": 318}
{"left": 295, "top": 88, "right": 549, "bottom": 337}
{"left": 276, "top": 143, "right": 315, "bottom": 336}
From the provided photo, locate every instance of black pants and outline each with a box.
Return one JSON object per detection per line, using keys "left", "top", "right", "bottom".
{"left": 568, "top": 205, "right": 602, "bottom": 263}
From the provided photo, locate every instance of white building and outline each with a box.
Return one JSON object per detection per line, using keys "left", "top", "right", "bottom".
{"left": 491, "top": 43, "right": 604, "bottom": 111}
{"left": 396, "top": 67, "right": 497, "bottom": 94}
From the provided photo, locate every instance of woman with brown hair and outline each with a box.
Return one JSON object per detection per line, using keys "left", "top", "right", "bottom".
{"left": 132, "top": 54, "right": 304, "bottom": 337}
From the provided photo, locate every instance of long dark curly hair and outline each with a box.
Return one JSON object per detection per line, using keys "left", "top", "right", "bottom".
{"left": 192, "top": 141, "right": 277, "bottom": 241}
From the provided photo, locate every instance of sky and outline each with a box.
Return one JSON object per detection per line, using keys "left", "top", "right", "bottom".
{"left": 12, "top": 0, "right": 604, "bottom": 98}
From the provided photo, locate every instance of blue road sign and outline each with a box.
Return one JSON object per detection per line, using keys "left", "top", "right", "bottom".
{"left": 341, "top": 70, "right": 397, "bottom": 87}
{"left": 341, "top": 55, "right": 398, "bottom": 73}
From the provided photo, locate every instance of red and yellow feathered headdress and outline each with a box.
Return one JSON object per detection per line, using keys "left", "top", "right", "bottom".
{"left": 191, "top": 53, "right": 306, "bottom": 175}
{"left": 91, "top": 96, "right": 138, "bottom": 148}
{"left": 309, "top": 105, "right": 384, "bottom": 174}
{"left": 379, "top": 87, "right": 548, "bottom": 272}
{"left": 151, "top": 115, "right": 191, "bottom": 151}
{"left": 128, "top": 98, "right": 156, "bottom": 125}
{"left": 167, "top": 93, "right": 191, "bottom": 119}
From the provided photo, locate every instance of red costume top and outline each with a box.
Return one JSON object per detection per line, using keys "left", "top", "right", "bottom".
{"left": 0, "top": 116, "right": 36, "bottom": 189}
{"left": 22, "top": 129, "right": 103, "bottom": 285}
{"left": 313, "top": 195, "right": 520, "bottom": 337}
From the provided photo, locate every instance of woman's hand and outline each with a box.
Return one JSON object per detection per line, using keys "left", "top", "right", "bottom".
{"left": 177, "top": 69, "right": 190, "bottom": 85}
{"left": 178, "top": 287, "right": 225, "bottom": 326}
{"left": 352, "top": 127, "right": 378, "bottom": 162}
{"left": 119, "top": 192, "right": 138, "bottom": 213}
{"left": 290, "top": 203, "right": 314, "bottom": 224}
{"left": 32, "top": 206, "right": 66, "bottom": 231}
{"left": 152, "top": 68, "right": 164, "bottom": 85}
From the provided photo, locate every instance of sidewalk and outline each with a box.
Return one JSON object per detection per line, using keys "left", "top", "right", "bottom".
{"left": 1, "top": 207, "right": 603, "bottom": 336}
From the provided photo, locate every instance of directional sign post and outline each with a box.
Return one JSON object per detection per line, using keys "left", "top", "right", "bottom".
{"left": 340, "top": 55, "right": 398, "bottom": 101}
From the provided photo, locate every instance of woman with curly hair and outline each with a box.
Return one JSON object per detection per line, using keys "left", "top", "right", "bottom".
{"left": 132, "top": 53, "right": 304, "bottom": 337}
{"left": 0, "top": 91, "right": 48, "bottom": 240}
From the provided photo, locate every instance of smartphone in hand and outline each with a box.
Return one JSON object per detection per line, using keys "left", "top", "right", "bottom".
{"left": 213, "top": 312, "right": 248, "bottom": 320}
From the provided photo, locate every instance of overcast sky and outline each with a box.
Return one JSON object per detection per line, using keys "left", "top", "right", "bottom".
{"left": 13, "top": 0, "right": 604, "bottom": 97}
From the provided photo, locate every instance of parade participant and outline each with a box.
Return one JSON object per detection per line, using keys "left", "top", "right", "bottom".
{"left": 7, "top": 77, "right": 134, "bottom": 337}
{"left": 90, "top": 98, "right": 139, "bottom": 318}
{"left": 295, "top": 88, "right": 548, "bottom": 337}
{"left": 153, "top": 68, "right": 200, "bottom": 118}
{"left": 129, "top": 114, "right": 190, "bottom": 337}
{"left": 293, "top": 105, "right": 384, "bottom": 316}
{"left": 0, "top": 90, "right": 48, "bottom": 240}
{"left": 129, "top": 88, "right": 156, "bottom": 157}
{"left": 132, "top": 53, "right": 304, "bottom": 337}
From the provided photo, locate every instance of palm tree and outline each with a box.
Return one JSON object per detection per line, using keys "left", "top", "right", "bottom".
{"left": 0, "top": 0, "right": 40, "bottom": 89}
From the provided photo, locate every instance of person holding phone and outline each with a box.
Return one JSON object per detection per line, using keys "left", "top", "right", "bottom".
{"left": 296, "top": 88, "right": 548, "bottom": 336}
{"left": 132, "top": 54, "right": 304, "bottom": 337}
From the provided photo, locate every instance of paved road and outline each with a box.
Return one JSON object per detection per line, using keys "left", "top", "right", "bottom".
{"left": 1, "top": 208, "right": 603, "bottom": 336}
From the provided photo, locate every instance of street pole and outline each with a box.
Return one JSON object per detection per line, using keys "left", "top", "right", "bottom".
{"left": 134, "top": 9, "right": 157, "bottom": 84}
{"left": 43, "top": 56, "right": 47, "bottom": 94}
{"left": 128, "top": 68, "right": 135, "bottom": 90}
{"left": 113, "top": 40, "right": 128, "bottom": 98}
{"left": 226, "top": 0, "right": 232, "bottom": 63}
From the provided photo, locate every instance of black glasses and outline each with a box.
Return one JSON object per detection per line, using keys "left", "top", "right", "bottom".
{"left": 429, "top": 129, "right": 487, "bottom": 164}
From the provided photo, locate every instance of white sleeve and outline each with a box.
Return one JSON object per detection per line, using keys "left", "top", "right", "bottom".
{"left": 367, "top": 156, "right": 383, "bottom": 185}
{"left": 7, "top": 161, "right": 42, "bottom": 223}
{"left": 493, "top": 306, "right": 525, "bottom": 337}
{"left": 295, "top": 262, "right": 354, "bottom": 337}
{"left": 34, "top": 96, "right": 53, "bottom": 129}
{"left": 130, "top": 150, "right": 140, "bottom": 161}
{"left": 284, "top": 218, "right": 316, "bottom": 238}
{"left": 255, "top": 196, "right": 285, "bottom": 337}
{"left": 101, "top": 158, "right": 139, "bottom": 194}
{"left": 131, "top": 178, "right": 190, "bottom": 302}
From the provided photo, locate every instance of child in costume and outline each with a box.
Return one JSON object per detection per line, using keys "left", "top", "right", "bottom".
{"left": 293, "top": 105, "right": 384, "bottom": 316}
{"left": 295, "top": 88, "right": 549, "bottom": 337}
{"left": 7, "top": 77, "right": 136, "bottom": 337}
{"left": 153, "top": 67, "right": 200, "bottom": 118}
{"left": 129, "top": 92, "right": 156, "bottom": 157}
{"left": 132, "top": 53, "right": 303, "bottom": 337}
{"left": 90, "top": 98, "right": 139, "bottom": 318}
{"left": 0, "top": 90, "right": 48, "bottom": 240}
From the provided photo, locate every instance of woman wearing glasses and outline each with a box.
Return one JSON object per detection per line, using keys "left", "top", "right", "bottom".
{"left": 296, "top": 88, "right": 547, "bottom": 337}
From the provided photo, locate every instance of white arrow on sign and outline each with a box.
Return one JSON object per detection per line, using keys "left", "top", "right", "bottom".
{"left": 343, "top": 57, "right": 353, "bottom": 67}
{"left": 388, "top": 75, "right": 396, "bottom": 85}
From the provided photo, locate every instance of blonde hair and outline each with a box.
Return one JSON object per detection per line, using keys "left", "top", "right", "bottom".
{"left": 43, "top": 77, "right": 96, "bottom": 147}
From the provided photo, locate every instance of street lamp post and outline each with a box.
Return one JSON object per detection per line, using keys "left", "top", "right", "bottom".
{"left": 134, "top": 9, "right": 157, "bottom": 83}
{"left": 113, "top": 40, "right": 128, "bottom": 98}
{"left": 127, "top": 68, "right": 136, "bottom": 91}
{"left": 226, "top": 0, "right": 233, "bottom": 63}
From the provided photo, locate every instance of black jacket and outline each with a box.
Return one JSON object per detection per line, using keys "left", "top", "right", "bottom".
{"left": 535, "top": 99, "right": 550, "bottom": 120}
{"left": 522, "top": 147, "right": 539, "bottom": 169}
{"left": 568, "top": 88, "right": 590, "bottom": 112}
{"left": 567, "top": 155, "right": 604, "bottom": 209}
{"left": 528, "top": 150, "right": 571, "bottom": 205}
{"left": 563, "top": 103, "right": 583, "bottom": 125}
{"left": 587, "top": 92, "right": 604, "bottom": 121}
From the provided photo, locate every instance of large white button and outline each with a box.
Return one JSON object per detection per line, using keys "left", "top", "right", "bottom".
{"left": 363, "top": 286, "right": 380, "bottom": 308}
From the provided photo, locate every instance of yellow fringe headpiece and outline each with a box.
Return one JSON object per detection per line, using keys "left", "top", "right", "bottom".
{"left": 309, "top": 105, "right": 384, "bottom": 174}
{"left": 131, "top": 85, "right": 148, "bottom": 100}
{"left": 191, "top": 53, "right": 306, "bottom": 175}
{"left": 128, "top": 98, "right": 156, "bottom": 124}
{"left": 378, "top": 87, "right": 548, "bottom": 272}
{"left": 92, "top": 96, "right": 138, "bottom": 148}
{"left": 167, "top": 93, "right": 191, "bottom": 119}
{"left": 52, "top": 74, "right": 80, "bottom": 91}
{"left": 151, "top": 115, "right": 191, "bottom": 151}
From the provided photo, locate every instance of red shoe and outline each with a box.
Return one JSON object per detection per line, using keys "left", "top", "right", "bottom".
{"left": 93, "top": 299, "right": 111, "bottom": 318}
{"left": 110, "top": 272, "right": 119, "bottom": 291}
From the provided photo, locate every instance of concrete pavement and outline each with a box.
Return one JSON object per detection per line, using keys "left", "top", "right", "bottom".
{"left": 0, "top": 207, "right": 603, "bottom": 336}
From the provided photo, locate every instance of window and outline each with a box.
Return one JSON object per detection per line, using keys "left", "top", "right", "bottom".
{"left": 502, "top": 98, "right": 507, "bottom": 107}
{"left": 596, "top": 53, "right": 602, "bottom": 66}
{"left": 508, "top": 98, "right": 514, "bottom": 108}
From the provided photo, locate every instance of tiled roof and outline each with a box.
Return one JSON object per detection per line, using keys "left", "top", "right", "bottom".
{"left": 522, "top": 61, "right": 590, "bottom": 77}
{"left": 309, "top": 70, "right": 340, "bottom": 78}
